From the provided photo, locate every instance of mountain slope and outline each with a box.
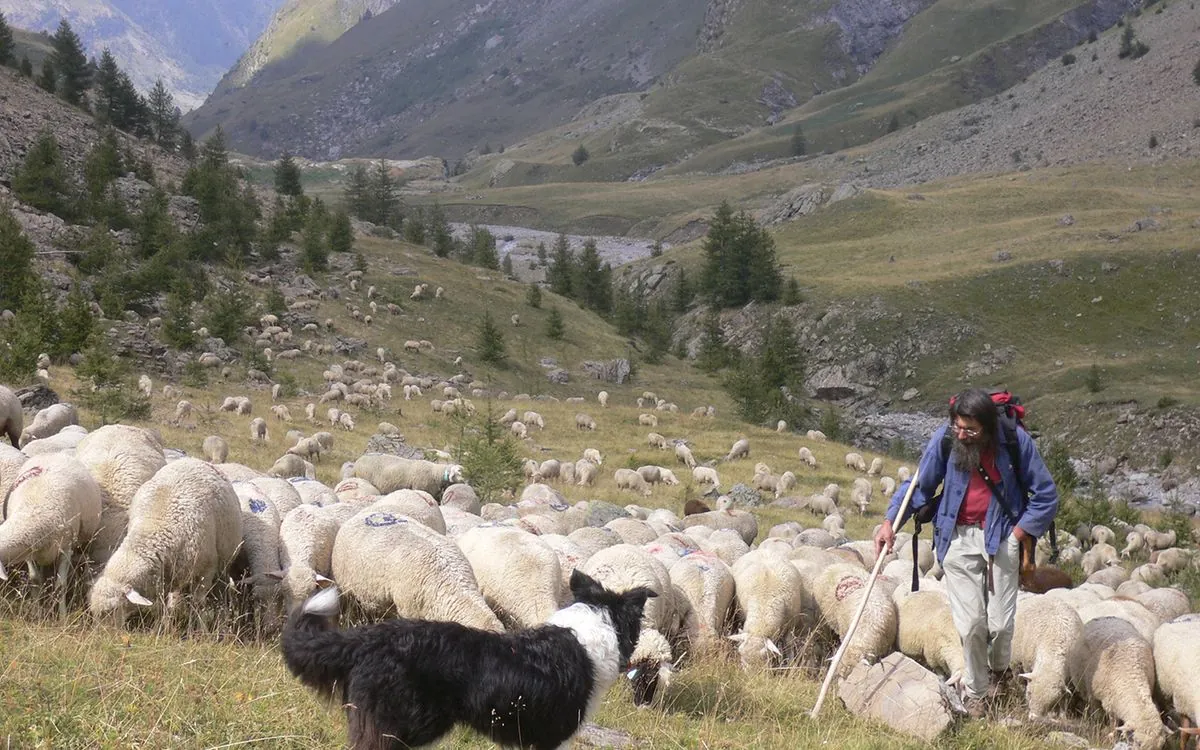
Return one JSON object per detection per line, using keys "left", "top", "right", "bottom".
{"left": 0, "top": 0, "right": 282, "bottom": 109}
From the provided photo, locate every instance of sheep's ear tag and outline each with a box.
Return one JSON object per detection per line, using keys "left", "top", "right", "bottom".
{"left": 765, "top": 639, "right": 782, "bottom": 656}
{"left": 626, "top": 668, "right": 639, "bottom": 680}
{"left": 1018, "top": 672, "right": 1033, "bottom": 682}
{"left": 126, "top": 590, "right": 153, "bottom": 607}
{"left": 314, "top": 573, "right": 333, "bottom": 583}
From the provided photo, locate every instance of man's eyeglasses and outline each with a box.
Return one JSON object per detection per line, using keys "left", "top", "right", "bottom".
{"left": 949, "top": 422, "right": 981, "bottom": 438}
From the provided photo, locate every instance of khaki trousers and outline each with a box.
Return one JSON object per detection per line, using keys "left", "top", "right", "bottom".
{"left": 941, "top": 524, "right": 1020, "bottom": 699}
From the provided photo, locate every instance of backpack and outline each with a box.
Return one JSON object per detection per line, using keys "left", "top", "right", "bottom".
{"left": 909, "top": 390, "right": 1057, "bottom": 592}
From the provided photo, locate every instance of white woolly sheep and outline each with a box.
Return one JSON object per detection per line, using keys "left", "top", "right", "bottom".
{"left": 725, "top": 438, "right": 749, "bottom": 461}
{"left": 75, "top": 425, "right": 166, "bottom": 564}
{"left": 1012, "top": 594, "right": 1085, "bottom": 719}
{"left": 0, "top": 454, "right": 102, "bottom": 615}
{"left": 579, "top": 543, "right": 678, "bottom": 641}
{"left": 582, "top": 448, "right": 603, "bottom": 465}
{"left": 331, "top": 505, "right": 502, "bottom": 631}
{"left": 896, "top": 590, "right": 964, "bottom": 683}
{"left": 657, "top": 468, "right": 680, "bottom": 486}
{"left": 896, "top": 466, "right": 911, "bottom": 482}
{"left": 729, "top": 550, "right": 806, "bottom": 669}
{"left": 1133, "top": 587, "right": 1190, "bottom": 623}
{"left": 231, "top": 482, "right": 284, "bottom": 610}
{"left": 1144, "top": 529, "right": 1177, "bottom": 551}
{"left": 598, "top": 391, "right": 608, "bottom": 407}
{"left": 269, "top": 453, "right": 311, "bottom": 480}
{"left": 202, "top": 435, "right": 229, "bottom": 464}
{"left": 371, "top": 491, "right": 446, "bottom": 533}
{"left": 510, "top": 420, "right": 528, "bottom": 439}
{"left": 457, "top": 525, "right": 564, "bottom": 628}
{"left": 1069, "top": 617, "right": 1165, "bottom": 750}
{"left": 813, "top": 563, "right": 899, "bottom": 676}
{"left": 797, "top": 446, "right": 817, "bottom": 469}
{"left": 351, "top": 453, "right": 464, "bottom": 500}
{"left": 574, "top": 460, "right": 599, "bottom": 486}
{"left": 89, "top": 459, "right": 242, "bottom": 627}
{"left": 866, "top": 457, "right": 884, "bottom": 476}
{"left": 647, "top": 432, "right": 668, "bottom": 450}
{"left": 669, "top": 551, "right": 734, "bottom": 653}
{"left": 250, "top": 417, "right": 268, "bottom": 441}
{"left": 844, "top": 452, "right": 867, "bottom": 473}
{"left": 337, "top": 412, "right": 355, "bottom": 432}
{"left": 615, "top": 468, "right": 652, "bottom": 497}
{"left": 638, "top": 413, "right": 658, "bottom": 427}
{"left": 681, "top": 496, "right": 757, "bottom": 546}
{"left": 522, "top": 411, "right": 544, "bottom": 429}
{"left": 1082, "top": 542, "right": 1119, "bottom": 576}
{"left": 674, "top": 443, "right": 697, "bottom": 469}
{"left": 805, "top": 430, "right": 826, "bottom": 441}
{"left": 575, "top": 413, "right": 597, "bottom": 431}
{"left": 0, "top": 385, "right": 23, "bottom": 447}
{"left": 692, "top": 465, "right": 719, "bottom": 488}
{"left": 1153, "top": 621, "right": 1200, "bottom": 738}
{"left": 18, "top": 403, "right": 78, "bottom": 448}
{"left": 333, "top": 477, "right": 380, "bottom": 504}
{"left": 775, "top": 471, "right": 797, "bottom": 498}
{"left": 441, "top": 483, "right": 481, "bottom": 515}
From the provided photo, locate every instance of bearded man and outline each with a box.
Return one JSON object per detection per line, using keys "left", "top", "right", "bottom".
{"left": 874, "top": 387, "right": 1059, "bottom": 716}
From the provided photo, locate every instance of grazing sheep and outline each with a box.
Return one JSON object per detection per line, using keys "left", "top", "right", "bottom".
{"left": 0, "top": 454, "right": 103, "bottom": 615}
{"left": 1152, "top": 620, "right": 1200, "bottom": 738}
{"left": 250, "top": 417, "right": 268, "bottom": 441}
{"left": 725, "top": 438, "right": 750, "bottom": 461}
{"left": 1069, "top": 617, "right": 1165, "bottom": 750}
{"left": 510, "top": 421, "right": 528, "bottom": 439}
{"left": 844, "top": 452, "right": 867, "bottom": 473}
{"left": 575, "top": 460, "right": 599, "bottom": 486}
{"left": 579, "top": 543, "right": 678, "bottom": 643}
{"left": 615, "top": 468, "right": 653, "bottom": 497}
{"left": 598, "top": 391, "right": 608, "bottom": 407}
{"left": 1011, "top": 594, "right": 1085, "bottom": 719}
{"left": 0, "top": 385, "right": 23, "bottom": 447}
{"left": 269, "top": 453, "right": 311, "bottom": 480}
{"left": 675, "top": 443, "right": 697, "bottom": 469}
{"left": 775, "top": 471, "right": 797, "bottom": 498}
{"left": 331, "top": 505, "right": 502, "bottom": 631}
{"left": 19, "top": 403, "right": 78, "bottom": 448}
{"left": 575, "top": 413, "right": 597, "bottom": 431}
{"left": 521, "top": 411, "right": 545, "bottom": 430}
{"left": 647, "top": 432, "right": 668, "bottom": 450}
{"left": 813, "top": 563, "right": 899, "bottom": 676}
{"left": 88, "top": 459, "right": 243, "bottom": 627}
{"left": 669, "top": 552, "right": 734, "bottom": 652}
{"left": 202, "top": 436, "right": 229, "bottom": 464}
{"left": 805, "top": 430, "right": 827, "bottom": 442}
{"left": 231, "top": 482, "right": 284, "bottom": 609}
{"left": 582, "top": 448, "right": 603, "bottom": 465}
{"left": 74, "top": 425, "right": 167, "bottom": 565}
{"left": 137, "top": 374, "right": 152, "bottom": 399}
{"left": 681, "top": 496, "right": 757, "bottom": 546}
{"left": 457, "top": 526, "right": 564, "bottom": 629}
{"left": 866, "top": 457, "right": 884, "bottom": 476}
{"left": 797, "top": 446, "right": 817, "bottom": 469}
{"left": 658, "top": 468, "right": 680, "bottom": 486}
{"left": 896, "top": 590, "right": 964, "bottom": 683}
{"left": 691, "top": 465, "right": 720, "bottom": 489}
{"left": 638, "top": 413, "right": 658, "bottom": 427}
{"left": 729, "top": 550, "right": 806, "bottom": 669}
{"left": 351, "top": 453, "right": 464, "bottom": 500}
{"left": 1144, "top": 529, "right": 1177, "bottom": 551}
{"left": 337, "top": 412, "right": 355, "bottom": 432}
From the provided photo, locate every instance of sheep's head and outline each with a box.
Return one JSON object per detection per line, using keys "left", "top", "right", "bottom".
{"left": 88, "top": 576, "right": 153, "bottom": 623}
{"left": 729, "top": 633, "right": 782, "bottom": 670}
{"left": 443, "top": 464, "right": 466, "bottom": 485}
{"left": 1019, "top": 669, "right": 1063, "bottom": 720}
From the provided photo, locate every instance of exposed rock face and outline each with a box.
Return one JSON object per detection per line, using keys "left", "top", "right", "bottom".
{"left": 365, "top": 433, "right": 426, "bottom": 460}
{"left": 15, "top": 385, "right": 59, "bottom": 413}
{"left": 582, "top": 359, "right": 631, "bottom": 385}
{"left": 819, "top": 0, "right": 938, "bottom": 75}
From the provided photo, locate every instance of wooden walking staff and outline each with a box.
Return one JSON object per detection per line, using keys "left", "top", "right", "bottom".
{"left": 810, "top": 468, "right": 921, "bottom": 717}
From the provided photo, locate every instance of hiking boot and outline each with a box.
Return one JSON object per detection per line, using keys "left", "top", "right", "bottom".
{"left": 962, "top": 694, "right": 987, "bottom": 719}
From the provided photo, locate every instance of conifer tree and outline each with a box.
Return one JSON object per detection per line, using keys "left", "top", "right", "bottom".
{"left": 574, "top": 239, "right": 611, "bottom": 313}
{"left": 695, "top": 312, "right": 729, "bottom": 372}
{"left": 342, "top": 162, "right": 369, "bottom": 217}
{"left": 147, "top": 79, "right": 179, "bottom": 147}
{"left": 469, "top": 225, "right": 499, "bottom": 269}
{"left": 536, "top": 241, "right": 547, "bottom": 266}
{"left": 20, "top": 56, "right": 33, "bottom": 78}
{"left": 50, "top": 19, "right": 91, "bottom": 105}
{"left": 179, "top": 129, "right": 197, "bottom": 162}
{"left": 328, "top": 210, "right": 354, "bottom": 254}
{"left": 93, "top": 49, "right": 122, "bottom": 124}
{"left": 525, "top": 283, "right": 542, "bottom": 308}
{"left": 426, "top": 202, "right": 454, "bottom": 257}
{"left": 0, "top": 203, "right": 36, "bottom": 311}
{"left": 366, "top": 158, "right": 399, "bottom": 227}
{"left": 699, "top": 201, "right": 782, "bottom": 308}
{"left": 37, "top": 59, "right": 56, "bottom": 93}
{"left": 671, "top": 269, "right": 692, "bottom": 313}
{"left": 134, "top": 188, "right": 173, "bottom": 259}
{"left": 724, "top": 314, "right": 804, "bottom": 424}
{"left": 545, "top": 307, "right": 564, "bottom": 340}
{"left": 501, "top": 252, "right": 514, "bottom": 277}
{"left": 0, "top": 11, "right": 14, "bottom": 67}
{"left": 58, "top": 284, "right": 96, "bottom": 355}
{"left": 403, "top": 207, "right": 426, "bottom": 244}
{"left": 301, "top": 209, "right": 329, "bottom": 272}
{"left": 782, "top": 276, "right": 803, "bottom": 305}
{"left": 476, "top": 310, "right": 506, "bottom": 364}
{"left": 274, "top": 151, "right": 304, "bottom": 197}
{"left": 547, "top": 233, "right": 574, "bottom": 297}
{"left": 13, "top": 130, "right": 75, "bottom": 218}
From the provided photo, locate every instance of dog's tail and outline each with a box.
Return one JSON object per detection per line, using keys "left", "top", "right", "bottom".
{"left": 281, "top": 586, "right": 356, "bottom": 699}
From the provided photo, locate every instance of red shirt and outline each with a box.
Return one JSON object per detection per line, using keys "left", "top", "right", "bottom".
{"left": 957, "top": 445, "right": 999, "bottom": 526}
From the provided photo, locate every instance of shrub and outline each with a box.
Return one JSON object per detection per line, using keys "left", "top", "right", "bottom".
{"left": 453, "top": 407, "right": 523, "bottom": 502}
{"left": 571, "top": 144, "right": 590, "bottom": 166}
{"left": 1061, "top": 53, "right": 1076, "bottom": 66}
{"left": 545, "top": 308, "right": 564, "bottom": 340}
{"left": 203, "top": 284, "right": 252, "bottom": 343}
{"left": 1194, "top": 57, "right": 1200, "bottom": 85}
{"left": 475, "top": 311, "right": 506, "bottom": 365}
{"left": 1158, "top": 448, "right": 1173, "bottom": 469}
{"left": 1084, "top": 364, "right": 1104, "bottom": 393}
{"left": 74, "top": 339, "right": 151, "bottom": 423}
{"left": 1118, "top": 23, "right": 1149, "bottom": 59}
{"left": 1149, "top": 134, "right": 1159, "bottom": 149}
{"left": 525, "top": 283, "right": 542, "bottom": 308}
{"left": 1157, "top": 395, "right": 1179, "bottom": 409}
{"left": 1042, "top": 440, "right": 1079, "bottom": 496}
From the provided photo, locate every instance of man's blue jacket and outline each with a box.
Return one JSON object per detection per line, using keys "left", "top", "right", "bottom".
{"left": 884, "top": 422, "right": 1059, "bottom": 563}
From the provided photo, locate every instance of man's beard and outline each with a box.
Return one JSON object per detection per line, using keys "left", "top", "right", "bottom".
{"left": 952, "top": 435, "right": 988, "bottom": 472}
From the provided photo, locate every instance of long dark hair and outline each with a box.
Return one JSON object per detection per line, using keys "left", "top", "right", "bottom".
{"left": 949, "top": 388, "right": 997, "bottom": 440}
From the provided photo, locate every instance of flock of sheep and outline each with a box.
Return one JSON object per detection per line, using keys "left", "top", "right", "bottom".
{"left": 2, "top": 375, "right": 1199, "bottom": 748}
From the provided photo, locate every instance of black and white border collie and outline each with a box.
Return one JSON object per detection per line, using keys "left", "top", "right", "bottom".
{"left": 282, "top": 569, "right": 656, "bottom": 749}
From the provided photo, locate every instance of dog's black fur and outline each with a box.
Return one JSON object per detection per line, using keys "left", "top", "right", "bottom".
{"left": 282, "top": 569, "right": 654, "bottom": 750}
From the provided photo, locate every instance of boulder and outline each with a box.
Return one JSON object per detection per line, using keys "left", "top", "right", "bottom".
{"left": 839, "top": 652, "right": 958, "bottom": 742}
{"left": 364, "top": 433, "right": 425, "bottom": 460}
{"left": 581, "top": 359, "right": 631, "bottom": 384}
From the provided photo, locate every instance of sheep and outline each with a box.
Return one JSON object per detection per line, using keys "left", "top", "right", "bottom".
{"left": 202, "top": 435, "right": 229, "bottom": 464}
{"left": 574, "top": 460, "right": 599, "bottom": 486}
{"left": 728, "top": 550, "right": 806, "bottom": 669}
{"left": 674, "top": 443, "right": 697, "bottom": 469}
{"left": 896, "top": 590, "right": 964, "bottom": 683}
{"left": 434, "top": 286, "right": 444, "bottom": 299}
{"left": 337, "top": 412, "right": 356, "bottom": 432}
{"left": 614, "top": 468, "right": 653, "bottom": 497}
{"left": 521, "top": 411, "right": 545, "bottom": 430}
{"left": 403, "top": 339, "right": 421, "bottom": 353}
{"left": 510, "top": 313, "right": 521, "bottom": 327}
{"left": 658, "top": 468, "right": 680, "bottom": 486}
{"left": 269, "top": 453, "right": 311, "bottom": 480}
{"left": 575, "top": 413, "right": 597, "bottom": 431}
{"left": 1010, "top": 594, "right": 1085, "bottom": 719}
{"left": 796, "top": 446, "right": 817, "bottom": 469}
{"left": 1152, "top": 621, "right": 1200, "bottom": 738}
{"left": 88, "top": 459, "right": 243, "bottom": 627}
{"left": 646, "top": 432, "right": 667, "bottom": 450}
{"left": 137, "top": 374, "right": 152, "bottom": 399}
{"left": 879, "top": 476, "right": 896, "bottom": 498}
{"left": 1069, "top": 617, "right": 1165, "bottom": 750}
{"left": 510, "top": 421, "right": 528, "bottom": 439}
{"left": 18, "top": 403, "right": 78, "bottom": 448}
{"left": 1133, "top": 588, "right": 1190, "bottom": 623}
{"left": 0, "top": 385, "right": 23, "bottom": 447}
{"left": 806, "top": 430, "right": 827, "bottom": 441}
{"left": 74, "top": 425, "right": 167, "bottom": 564}
{"left": 579, "top": 544, "right": 678, "bottom": 657}
{"left": 1082, "top": 542, "right": 1119, "bottom": 576}
{"left": 844, "top": 452, "right": 867, "bottom": 473}
{"left": 598, "top": 391, "right": 609, "bottom": 407}
{"left": 231, "top": 482, "right": 284, "bottom": 610}
{"left": 896, "top": 466, "right": 912, "bottom": 482}
{"left": 18, "top": 424, "right": 86, "bottom": 456}
{"left": 351, "top": 453, "right": 464, "bottom": 500}
{"left": 0, "top": 454, "right": 103, "bottom": 615}
{"left": 638, "top": 413, "right": 658, "bottom": 428}
{"left": 457, "top": 526, "right": 564, "bottom": 629}
{"left": 331, "top": 505, "right": 502, "bottom": 631}
{"left": 725, "top": 438, "right": 749, "bottom": 461}
{"left": 681, "top": 496, "right": 757, "bottom": 546}
{"left": 813, "top": 563, "right": 899, "bottom": 676}
{"left": 691, "top": 466, "right": 719, "bottom": 488}
{"left": 1144, "top": 529, "right": 1177, "bottom": 551}
{"left": 775, "top": 471, "right": 797, "bottom": 498}
{"left": 250, "top": 417, "right": 268, "bottom": 442}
